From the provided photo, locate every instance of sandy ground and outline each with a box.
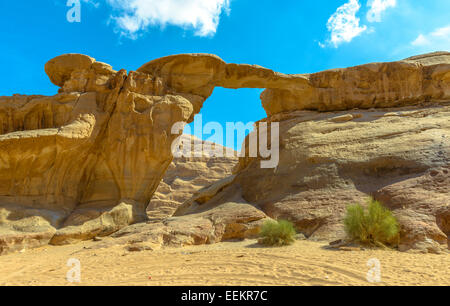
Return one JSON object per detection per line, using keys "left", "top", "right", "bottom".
{"left": 0, "top": 239, "right": 448, "bottom": 286}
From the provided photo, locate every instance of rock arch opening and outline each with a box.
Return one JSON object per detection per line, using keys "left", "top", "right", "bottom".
{"left": 185, "top": 87, "right": 266, "bottom": 152}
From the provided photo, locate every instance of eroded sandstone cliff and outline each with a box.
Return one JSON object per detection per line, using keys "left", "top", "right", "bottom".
{"left": 1, "top": 54, "right": 199, "bottom": 253}
{"left": 0, "top": 51, "right": 449, "bottom": 255}
{"left": 174, "top": 51, "right": 450, "bottom": 253}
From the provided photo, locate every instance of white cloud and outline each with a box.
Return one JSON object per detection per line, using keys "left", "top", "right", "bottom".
{"left": 366, "top": 0, "right": 396, "bottom": 22}
{"left": 411, "top": 34, "right": 429, "bottom": 46}
{"left": 432, "top": 25, "right": 450, "bottom": 39}
{"left": 106, "top": 0, "right": 230, "bottom": 39}
{"left": 411, "top": 25, "right": 450, "bottom": 49}
{"left": 326, "top": 0, "right": 367, "bottom": 47}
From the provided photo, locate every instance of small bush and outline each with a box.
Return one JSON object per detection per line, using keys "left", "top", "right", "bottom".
{"left": 344, "top": 198, "right": 399, "bottom": 246}
{"left": 259, "top": 220, "right": 296, "bottom": 246}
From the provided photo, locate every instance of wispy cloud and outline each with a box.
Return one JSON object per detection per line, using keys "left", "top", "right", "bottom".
{"left": 325, "top": 0, "right": 367, "bottom": 47}
{"left": 411, "top": 25, "right": 450, "bottom": 49}
{"left": 106, "top": 0, "right": 231, "bottom": 39}
{"left": 322, "top": 0, "right": 397, "bottom": 48}
{"left": 411, "top": 34, "right": 428, "bottom": 47}
{"left": 366, "top": 0, "right": 396, "bottom": 22}
{"left": 82, "top": 0, "right": 100, "bottom": 9}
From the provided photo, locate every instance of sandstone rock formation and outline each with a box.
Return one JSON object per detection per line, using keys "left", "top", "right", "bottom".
{"left": 219, "top": 104, "right": 449, "bottom": 252}
{"left": 104, "top": 198, "right": 269, "bottom": 252}
{"left": 375, "top": 166, "right": 449, "bottom": 252}
{"left": 1, "top": 54, "right": 199, "bottom": 254}
{"left": 261, "top": 51, "right": 450, "bottom": 115}
{"left": 147, "top": 134, "right": 238, "bottom": 222}
{"left": 0, "top": 51, "right": 449, "bottom": 255}
{"left": 176, "top": 51, "right": 450, "bottom": 253}
{"left": 0, "top": 52, "right": 289, "bottom": 254}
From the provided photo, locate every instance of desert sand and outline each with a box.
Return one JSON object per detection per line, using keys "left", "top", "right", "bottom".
{"left": 0, "top": 239, "right": 448, "bottom": 286}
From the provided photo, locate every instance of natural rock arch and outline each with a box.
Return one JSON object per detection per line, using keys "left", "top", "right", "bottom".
{"left": 0, "top": 51, "right": 449, "bottom": 254}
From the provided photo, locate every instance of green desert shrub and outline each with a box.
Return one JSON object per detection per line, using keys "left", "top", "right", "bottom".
{"left": 344, "top": 198, "right": 399, "bottom": 246}
{"left": 259, "top": 220, "right": 296, "bottom": 246}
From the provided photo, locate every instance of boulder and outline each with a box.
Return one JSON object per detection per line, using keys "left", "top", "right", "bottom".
{"left": 375, "top": 166, "right": 449, "bottom": 252}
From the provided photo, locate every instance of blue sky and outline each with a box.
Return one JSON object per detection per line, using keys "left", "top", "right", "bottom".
{"left": 0, "top": 0, "right": 449, "bottom": 148}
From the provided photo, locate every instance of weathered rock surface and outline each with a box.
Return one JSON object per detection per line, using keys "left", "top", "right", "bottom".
{"left": 375, "top": 166, "right": 449, "bottom": 253}
{"left": 147, "top": 134, "right": 238, "bottom": 222}
{"left": 0, "top": 51, "right": 449, "bottom": 254}
{"left": 138, "top": 51, "right": 450, "bottom": 113}
{"left": 187, "top": 103, "right": 448, "bottom": 252}
{"left": 261, "top": 51, "right": 450, "bottom": 115}
{"left": 170, "top": 51, "right": 450, "bottom": 253}
{"left": 92, "top": 188, "right": 269, "bottom": 251}
{"left": 1, "top": 54, "right": 198, "bottom": 253}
